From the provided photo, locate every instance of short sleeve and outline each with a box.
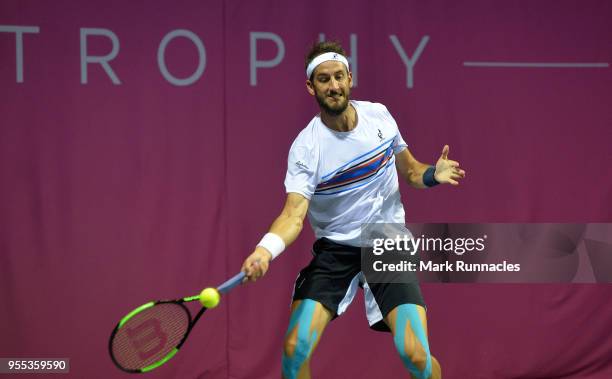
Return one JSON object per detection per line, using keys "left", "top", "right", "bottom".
{"left": 380, "top": 105, "right": 407, "bottom": 154}
{"left": 392, "top": 127, "right": 408, "bottom": 154}
{"left": 284, "top": 139, "right": 318, "bottom": 200}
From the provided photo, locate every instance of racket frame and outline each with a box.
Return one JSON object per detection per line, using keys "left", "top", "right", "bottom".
{"left": 109, "top": 296, "right": 204, "bottom": 373}
{"left": 108, "top": 271, "right": 244, "bottom": 373}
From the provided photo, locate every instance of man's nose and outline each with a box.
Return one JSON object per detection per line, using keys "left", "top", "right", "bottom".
{"left": 329, "top": 78, "right": 340, "bottom": 90}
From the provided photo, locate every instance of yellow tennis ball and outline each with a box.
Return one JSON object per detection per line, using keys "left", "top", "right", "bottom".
{"left": 199, "top": 287, "right": 220, "bottom": 308}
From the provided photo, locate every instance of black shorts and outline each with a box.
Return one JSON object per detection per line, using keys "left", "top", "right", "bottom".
{"left": 292, "top": 238, "right": 426, "bottom": 332}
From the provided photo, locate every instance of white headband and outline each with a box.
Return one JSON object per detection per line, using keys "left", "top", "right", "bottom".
{"left": 306, "top": 52, "right": 350, "bottom": 78}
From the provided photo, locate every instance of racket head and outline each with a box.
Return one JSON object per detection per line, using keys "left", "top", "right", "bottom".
{"left": 109, "top": 300, "right": 204, "bottom": 373}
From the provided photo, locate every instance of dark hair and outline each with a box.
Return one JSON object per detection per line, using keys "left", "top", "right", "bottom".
{"left": 304, "top": 41, "right": 347, "bottom": 78}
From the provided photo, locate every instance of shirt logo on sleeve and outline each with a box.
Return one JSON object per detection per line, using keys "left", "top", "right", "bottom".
{"left": 296, "top": 161, "right": 309, "bottom": 170}
{"left": 377, "top": 129, "right": 384, "bottom": 142}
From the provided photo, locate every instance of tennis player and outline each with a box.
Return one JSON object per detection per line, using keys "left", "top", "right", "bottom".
{"left": 241, "top": 41, "right": 465, "bottom": 379}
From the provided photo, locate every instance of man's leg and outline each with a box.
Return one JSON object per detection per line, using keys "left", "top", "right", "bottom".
{"left": 385, "top": 304, "right": 441, "bottom": 379}
{"left": 282, "top": 299, "right": 333, "bottom": 379}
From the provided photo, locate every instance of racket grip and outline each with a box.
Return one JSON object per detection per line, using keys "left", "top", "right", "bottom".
{"left": 217, "top": 271, "right": 246, "bottom": 294}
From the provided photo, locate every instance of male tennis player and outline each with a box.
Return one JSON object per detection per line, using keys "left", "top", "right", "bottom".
{"left": 241, "top": 41, "right": 465, "bottom": 379}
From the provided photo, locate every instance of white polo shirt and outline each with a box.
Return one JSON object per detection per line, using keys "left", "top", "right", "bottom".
{"left": 284, "top": 100, "right": 408, "bottom": 246}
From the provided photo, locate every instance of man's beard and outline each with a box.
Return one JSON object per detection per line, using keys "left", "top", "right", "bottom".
{"left": 315, "top": 88, "right": 350, "bottom": 116}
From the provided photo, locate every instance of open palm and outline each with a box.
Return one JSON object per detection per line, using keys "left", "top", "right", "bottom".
{"left": 434, "top": 145, "right": 466, "bottom": 185}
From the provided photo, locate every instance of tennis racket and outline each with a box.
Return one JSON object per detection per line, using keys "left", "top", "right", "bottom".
{"left": 109, "top": 271, "right": 245, "bottom": 373}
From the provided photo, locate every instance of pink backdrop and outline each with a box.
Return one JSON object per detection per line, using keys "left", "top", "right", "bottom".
{"left": 1, "top": 1, "right": 611, "bottom": 378}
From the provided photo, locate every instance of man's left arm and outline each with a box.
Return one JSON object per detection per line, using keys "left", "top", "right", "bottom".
{"left": 395, "top": 145, "right": 466, "bottom": 188}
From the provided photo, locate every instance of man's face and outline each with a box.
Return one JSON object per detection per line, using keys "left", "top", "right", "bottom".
{"left": 307, "top": 60, "right": 352, "bottom": 116}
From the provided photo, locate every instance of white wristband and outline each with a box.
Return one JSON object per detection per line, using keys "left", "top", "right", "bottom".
{"left": 257, "top": 233, "right": 286, "bottom": 260}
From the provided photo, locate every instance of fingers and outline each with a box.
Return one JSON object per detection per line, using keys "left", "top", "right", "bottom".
{"left": 241, "top": 256, "right": 256, "bottom": 276}
{"left": 436, "top": 146, "right": 466, "bottom": 186}
{"left": 436, "top": 166, "right": 465, "bottom": 185}
{"left": 244, "top": 260, "right": 263, "bottom": 282}
{"left": 442, "top": 159, "right": 465, "bottom": 176}
{"left": 241, "top": 250, "right": 271, "bottom": 283}
{"left": 452, "top": 169, "right": 466, "bottom": 178}
{"left": 247, "top": 261, "right": 262, "bottom": 282}
{"left": 441, "top": 145, "right": 449, "bottom": 160}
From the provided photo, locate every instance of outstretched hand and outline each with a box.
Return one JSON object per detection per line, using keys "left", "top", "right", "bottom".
{"left": 434, "top": 145, "right": 466, "bottom": 186}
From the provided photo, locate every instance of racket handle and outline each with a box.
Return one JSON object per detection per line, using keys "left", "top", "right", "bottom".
{"left": 217, "top": 272, "right": 246, "bottom": 294}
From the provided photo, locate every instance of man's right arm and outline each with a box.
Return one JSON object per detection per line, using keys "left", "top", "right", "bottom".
{"left": 241, "top": 192, "right": 310, "bottom": 282}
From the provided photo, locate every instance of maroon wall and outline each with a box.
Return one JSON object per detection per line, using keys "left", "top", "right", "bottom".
{"left": 1, "top": 1, "right": 611, "bottom": 378}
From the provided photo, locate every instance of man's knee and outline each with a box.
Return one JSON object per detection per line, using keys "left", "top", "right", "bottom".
{"left": 394, "top": 344, "right": 431, "bottom": 379}
{"left": 283, "top": 330, "right": 312, "bottom": 359}
{"left": 281, "top": 299, "right": 320, "bottom": 379}
{"left": 392, "top": 304, "right": 433, "bottom": 379}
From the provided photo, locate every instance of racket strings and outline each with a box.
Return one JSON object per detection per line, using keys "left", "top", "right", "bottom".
{"left": 111, "top": 303, "right": 190, "bottom": 370}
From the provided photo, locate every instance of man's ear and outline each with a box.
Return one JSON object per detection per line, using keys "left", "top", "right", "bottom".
{"left": 306, "top": 80, "right": 315, "bottom": 96}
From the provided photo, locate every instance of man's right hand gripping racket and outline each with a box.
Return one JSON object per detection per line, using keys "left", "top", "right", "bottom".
{"left": 109, "top": 272, "right": 245, "bottom": 373}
